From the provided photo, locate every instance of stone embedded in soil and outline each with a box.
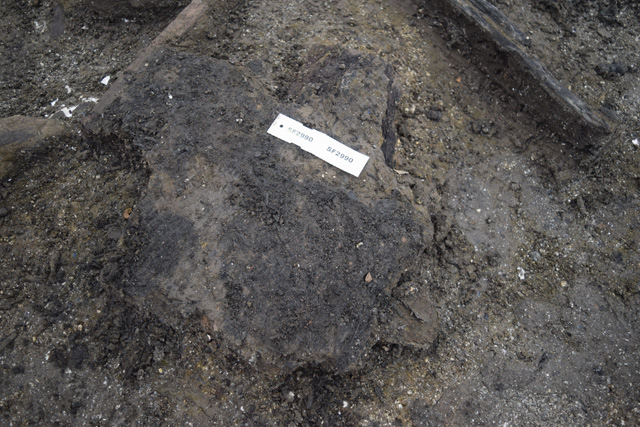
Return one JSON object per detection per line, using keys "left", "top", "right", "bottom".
{"left": 426, "top": 108, "right": 443, "bottom": 122}
{"left": 90, "top": 46, "right": 436, "bottom": 373}
{"left": 595, "top": 62, "right": 633, "bottom": 79}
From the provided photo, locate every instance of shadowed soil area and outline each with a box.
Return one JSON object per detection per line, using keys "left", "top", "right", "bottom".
{"left": 1, "top": 0, "right": 638, "bottom": 424}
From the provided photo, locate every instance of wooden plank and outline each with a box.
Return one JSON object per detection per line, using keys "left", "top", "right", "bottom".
{"left": 86, "top": 0, "right": 208, "bottom": 120}
{"left": 431, "top": 0, "right": 611, "bottom": 148}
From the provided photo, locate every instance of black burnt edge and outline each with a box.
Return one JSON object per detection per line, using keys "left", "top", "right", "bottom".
{"left": 428, "top": 0, "right": 611, "bottom": 150}
{"left": 381, "top": 64, "right": 402, "bottom": 167}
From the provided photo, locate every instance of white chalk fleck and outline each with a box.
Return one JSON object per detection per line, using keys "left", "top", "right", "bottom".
{"left": 60, "top": 105, "right": 78, "bottom": 118}
{"left": 632, "top": 138, "right": 639, "bottom": 147}
{"left": 517, "top": 266, "right": 525, "bottom": 280}
{"left": 101, "top": 76, "right": 111, "bottom": 85}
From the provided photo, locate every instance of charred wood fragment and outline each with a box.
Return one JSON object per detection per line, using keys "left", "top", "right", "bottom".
{"left": 429, "top": 0, "right": 611, "bottom": 149}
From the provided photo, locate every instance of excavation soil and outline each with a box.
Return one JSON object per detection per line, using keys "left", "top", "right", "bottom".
{"left": 1, "top": 0, "right": 639, "bottom": 425}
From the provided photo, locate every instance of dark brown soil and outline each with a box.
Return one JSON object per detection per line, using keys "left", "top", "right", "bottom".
{"left": 1, "top": 0, "right": 638, "bottom": 425}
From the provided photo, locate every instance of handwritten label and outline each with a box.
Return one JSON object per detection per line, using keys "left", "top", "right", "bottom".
{"left": 267, "top": 113, "right": 369, "bottom": 177}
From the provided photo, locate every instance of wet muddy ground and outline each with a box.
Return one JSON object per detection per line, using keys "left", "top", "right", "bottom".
{"left": 1, "top": 0, "right": 639, "bottom": 425}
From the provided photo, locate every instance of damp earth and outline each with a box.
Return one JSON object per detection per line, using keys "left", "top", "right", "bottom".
{"left": 1, "top": 0, "right": 639, "bottom": 425}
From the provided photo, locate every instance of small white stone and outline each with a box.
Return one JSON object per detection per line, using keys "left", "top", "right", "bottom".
{"left": 101, "top": 76, "right": 111, "bottom": 85}
{"left": 61, "top": 106, "right": 76, "bottom": 118}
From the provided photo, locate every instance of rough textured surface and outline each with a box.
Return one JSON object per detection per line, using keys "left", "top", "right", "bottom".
{"left": 430, "top": 0, "right": 611, "bottom": 147}
{"left": 93, "top": 46, "right": 434, "bottom": 372}
{"left": 83, "top": 0, "right": 189, "bottom": 20}
{"left": 1, "top": 0, "right": 639, "bottom": 425}
{"left": 0, "top": 115, "right": 69, "bottom": 179}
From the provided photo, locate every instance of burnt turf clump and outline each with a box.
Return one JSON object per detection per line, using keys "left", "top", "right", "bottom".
{"left": 97, "top": 48, "right": 435, "bottom": 373}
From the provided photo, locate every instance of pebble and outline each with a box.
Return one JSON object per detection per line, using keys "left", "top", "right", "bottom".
{"left": 597, "top": 27, "right": 612, "bottom": 39}
{"left": 426, "top": 108, "right": 442, "bottom": 121}
{"left": 595, "top": 62, "right": 631, "bottom": 78}
{"left": 0, "top": 207, "right": 8, "bottom": 218}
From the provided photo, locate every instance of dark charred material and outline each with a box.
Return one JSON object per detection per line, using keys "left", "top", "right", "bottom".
{"left": 429, "top": 0, "right": 611, "bottom": 149}
{"left": 88, "top": 46, "right": 436, "bottom": 374}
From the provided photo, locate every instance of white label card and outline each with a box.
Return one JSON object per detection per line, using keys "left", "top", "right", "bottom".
{"left": 267, "top": 113, "right": 369, "bottom": 177}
